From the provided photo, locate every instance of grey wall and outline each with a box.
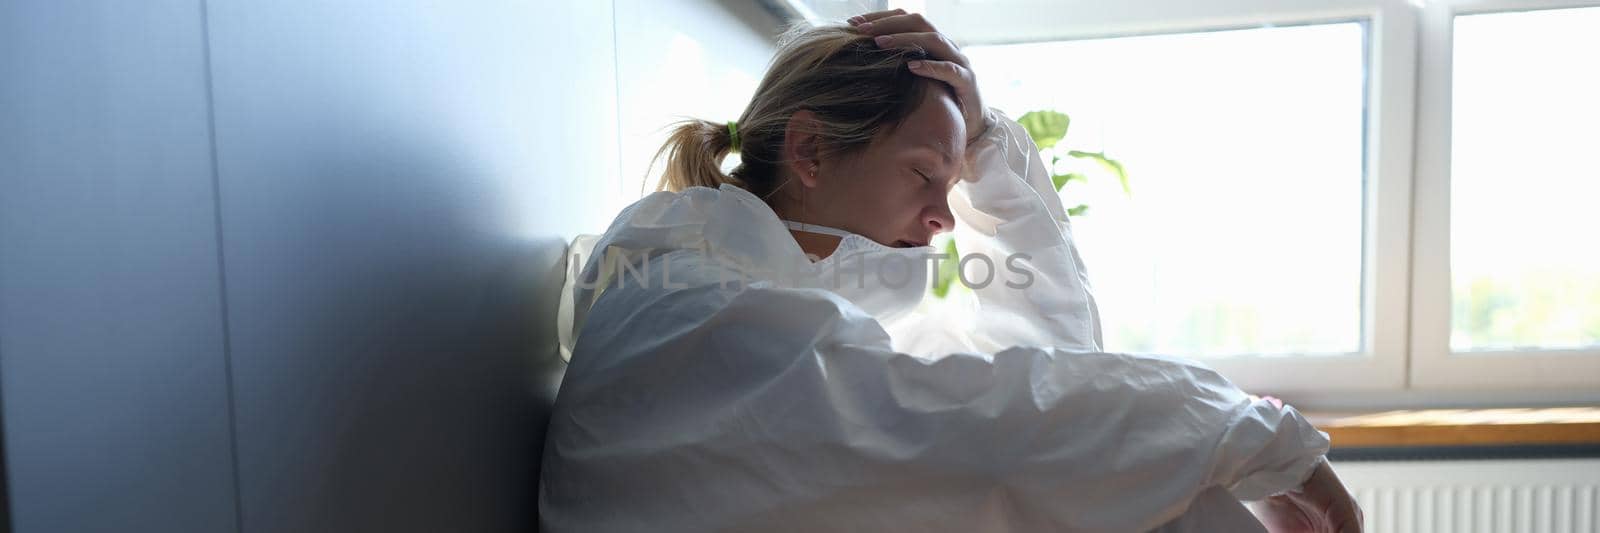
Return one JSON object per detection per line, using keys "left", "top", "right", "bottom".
{"left": 1, "top": 2, "right": 242, "bottom": 531}
{"left": 1, "top": 0, "right": 647, "bottom": 531}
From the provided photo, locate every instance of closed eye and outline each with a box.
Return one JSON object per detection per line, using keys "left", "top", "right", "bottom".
{"left": 913, "top": 168, "right": 933, "bottom": 184}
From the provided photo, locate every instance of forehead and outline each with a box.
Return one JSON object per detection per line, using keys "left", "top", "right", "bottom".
{"left": 885, "top": 89, "right": 964, "bottom": 162}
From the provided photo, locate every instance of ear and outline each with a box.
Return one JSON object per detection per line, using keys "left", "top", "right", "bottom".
{"left": 782, "top": 109, "right": 823, "bottom": 188}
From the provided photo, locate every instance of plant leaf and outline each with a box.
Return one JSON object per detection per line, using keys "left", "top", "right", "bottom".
{"left": 1051, "top": 172, "right": 1087, "bottom": 191}
{"left": 931, "top": 239, "right": 961, "bottom": 298}
{"left": 1067, "top": 204, "right": 1089, "bottom": 217}
{"left": 1018, "top": 110, "right": 1071, "bottom": 150}
{"left": 1067, "top": 150, "right": 1132, "bottom": 196}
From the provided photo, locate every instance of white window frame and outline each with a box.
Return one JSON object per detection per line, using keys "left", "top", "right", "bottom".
{"left": 917, "top": 0, "right": 1600, "bottom": 403}
{"left": 1408, "top": 0, "right": 1600, "bottom": 390}
{"left": 938, "top": 0, "right": 1421, "bottom": 396}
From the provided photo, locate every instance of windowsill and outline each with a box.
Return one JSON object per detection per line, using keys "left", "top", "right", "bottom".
{"left": 1306, "top": 407, "right": 1600, "bottom": 461}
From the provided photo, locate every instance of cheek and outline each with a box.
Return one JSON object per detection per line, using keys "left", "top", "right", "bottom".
{"left": 829, "top": 171, "right": 913, "bottom": 229}
{"left": 829, "top": 157, "right": 925, "bottom": 229}
{"left": 885, "top": 180, "right": 937, "bottom": 229}
{"left": 837, "top": 164, "right": 910, "bottom": 204}
{"left": 865, "top": 172, "right": 923, "bottom": 212}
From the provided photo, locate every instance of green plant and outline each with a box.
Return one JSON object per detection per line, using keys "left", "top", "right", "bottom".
{"left": 931, "top": 109, "right": 1132, "bottom": 298}
{"left": 1016, "top": 110, "right": 1131, "bottom": 217}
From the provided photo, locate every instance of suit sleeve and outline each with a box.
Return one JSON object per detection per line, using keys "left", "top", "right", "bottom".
{"left": 548, "top": 281, "right": 1329, "bottom": 531}
{"left": 899, "top": 108, "right": 1104, "bottom": 354}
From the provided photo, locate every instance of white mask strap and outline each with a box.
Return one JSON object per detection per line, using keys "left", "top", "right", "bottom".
{"left": 780, "top": 219, "right": 856, "bottom": 239}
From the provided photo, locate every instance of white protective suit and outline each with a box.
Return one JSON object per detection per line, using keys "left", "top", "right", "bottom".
{"left": 541, "top": 109, "right": 1330, "bottom": 532}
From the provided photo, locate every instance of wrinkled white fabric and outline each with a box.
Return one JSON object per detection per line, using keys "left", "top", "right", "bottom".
{"left": 541, "top": 109, "right": 1329, "bottom": 532}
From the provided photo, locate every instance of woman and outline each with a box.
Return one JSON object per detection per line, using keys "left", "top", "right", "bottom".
{"left": 542, "top": 10, "right": 1362, "bottom": 533}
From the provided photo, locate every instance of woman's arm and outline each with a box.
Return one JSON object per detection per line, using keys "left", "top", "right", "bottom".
{"left": 546, "top": 283, "right": 1331, "bottom": 532}
{"left": 857, "top": 11, "right": 1103, "bottom": 353}
{"left": 881, "top": 107, "right": 1104, "bottom": 358}
{"left": 948, "top": 108, "right": 1105, "bottom": 352}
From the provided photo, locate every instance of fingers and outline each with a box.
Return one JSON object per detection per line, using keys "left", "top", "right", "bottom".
{"left": 1330, "top": 497, "right": 1365, "bottom": 533}
{"left": 1251, "top": 494, "right": 1320, "bottom": 533}
{"left": 1285, "top": 475, "right": 1362, "bottom": 533}
{"left": 872, "top": 31, "right": 967, "bottom": 67}
{"left": 851, "top": 12, "right": 937, "bottom": 36}
{"left": 847, "top": 9, "right": 905, "bottom": 26}
{"left": 850, "top": 10, "right": 989, "bottom": 143}
{"left": 907, "top": 59, "right": 973, "bottom": 89}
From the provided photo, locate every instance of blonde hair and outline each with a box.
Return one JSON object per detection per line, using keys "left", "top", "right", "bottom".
{"left": 651, "top": 23, "right": 953, "bottom": 199}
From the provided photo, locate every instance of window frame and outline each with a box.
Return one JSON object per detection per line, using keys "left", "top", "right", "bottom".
{"left": 946, "top": 0, "right": 1420, "bottom": 396}
{"left": 1408, "top": 0, "right": 1600, "bottom": 390}
{"left": 909, "top": 0, "right": 1600, "bottom": 402}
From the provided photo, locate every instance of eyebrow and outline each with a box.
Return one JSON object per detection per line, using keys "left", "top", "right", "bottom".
{"left": 914, "top": 143, "right": 961, "bottom": 188}
{"left": 918, "top": 142, "right": 956, "bottom": 168}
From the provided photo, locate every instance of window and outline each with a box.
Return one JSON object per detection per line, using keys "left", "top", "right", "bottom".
{"left": 1409, "top": 1, "right": 1600, "bottom": 390}
{"left": 927, "top": 0, "right": 1600, "bottom": 396}
{"left": 775, "top": 0, "right": 1600, "bottom": 397}
{"left": 967, "top": 23, "right": 1368, "bottom": 358}
{"left": 1448, "top": 6, "right": 1600, "bottom": 352}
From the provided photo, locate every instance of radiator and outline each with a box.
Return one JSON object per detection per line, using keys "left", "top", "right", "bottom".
{"left": 1329, "top": 459, "right": 1600, "bottom": 533}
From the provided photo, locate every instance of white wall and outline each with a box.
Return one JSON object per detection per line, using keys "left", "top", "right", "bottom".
{"left": 613, "top": 0, "right": 781, "bottom": 204}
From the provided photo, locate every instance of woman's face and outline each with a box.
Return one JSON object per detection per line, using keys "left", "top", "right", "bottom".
{"left": 793, "top": 88, "right": 966, "bottom": 248}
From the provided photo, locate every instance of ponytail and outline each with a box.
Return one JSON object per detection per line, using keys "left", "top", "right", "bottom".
{"left": 647, "top": 23, "right": 950, "bottom": 201}
{"left": 651, "top": 118, "right": 738, "bottom": 193}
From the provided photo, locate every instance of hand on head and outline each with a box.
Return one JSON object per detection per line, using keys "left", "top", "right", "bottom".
{"left": 849, "top": 10, "right": 991, "bottom": 147}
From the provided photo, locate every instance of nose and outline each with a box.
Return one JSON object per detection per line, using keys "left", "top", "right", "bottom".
{"left": 923, "top": 195, "right": 955, "bottom": 237}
